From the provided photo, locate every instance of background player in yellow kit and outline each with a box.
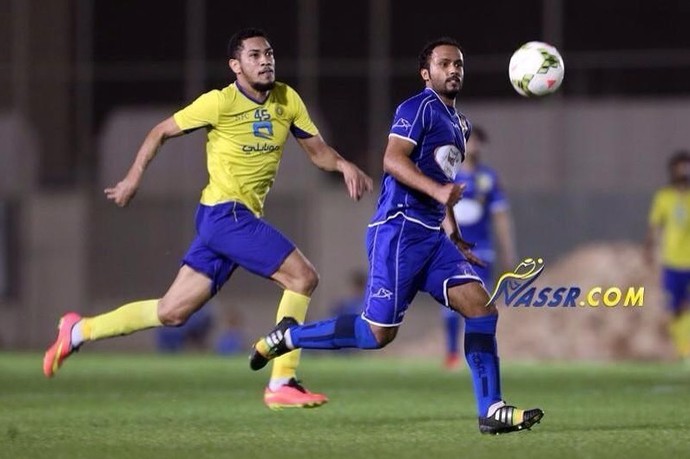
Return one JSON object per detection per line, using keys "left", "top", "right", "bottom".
{"left": 647, "top": 150, "right": 690, "bottom": 360}
{"left": 43, "top": 28, "right": 373, "bottom": 409}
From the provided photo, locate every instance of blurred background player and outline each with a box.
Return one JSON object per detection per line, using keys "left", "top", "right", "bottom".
{"left": 330, "top": 270, "right": 367, "bottom": 317}
{"left": 442, "top": 126, "right": 518, "bottom": 370}
{"left": 646, "top": 150, "right": 690, "bottom": 360}
{"left": 250, "top": 37, "right": 543, "bottom": 435}
{"left": 328, "top": 270, "right": 366, "bottom": 355}
{"left": 156, "top": 305, "right": 214, "bottom": 353}
{"left": 215, "top": 309, "right": 246, "bottom": 356}
{"left": 43, "top": 28, "right": 373, "bottom": 410}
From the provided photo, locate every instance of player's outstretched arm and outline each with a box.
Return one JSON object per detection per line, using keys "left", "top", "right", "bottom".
{"left": 297, "top": 134, "right": 373, "bottom": 201}
{"left": 104, "top": 117, "right": 184, "bottom": 207}
{"left": 383, "top": 136, "right": 462, "bottom": 207}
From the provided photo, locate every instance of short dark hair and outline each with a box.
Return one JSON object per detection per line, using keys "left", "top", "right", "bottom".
{"left": 418, "top": 37, "right": 462, "bottom": 71}
{"left": 227, "top": 28, "right": 269, "bottom": 60}
{"left": 668, "top": 150, "right": 690, "bottom": 171}
{"left": 470, "top": 125, "right": 489, "bottom": 143}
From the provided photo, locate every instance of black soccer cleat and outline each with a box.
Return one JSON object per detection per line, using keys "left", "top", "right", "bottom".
{"left": 478, "top": 403, "right": 544, "bottom": 435}
{"left": 249, "top": 316, "right": 298, "bottom": 371}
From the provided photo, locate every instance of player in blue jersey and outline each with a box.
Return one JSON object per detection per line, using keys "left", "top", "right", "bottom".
{"left": 442, "top": 126, "right": 518, "bottom": 370}
{"left": 249, "top": 37, "right": 543, "bottom": 435}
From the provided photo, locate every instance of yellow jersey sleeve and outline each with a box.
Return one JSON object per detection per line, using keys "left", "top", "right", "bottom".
{"left": 649, "top": 190, "right": 666, "bottom": 226}
{"left": 287, "top": 88, "right": 319, "bottom": 139}
{"left": 173, "top": 90, "right": 221, "bottom": 132}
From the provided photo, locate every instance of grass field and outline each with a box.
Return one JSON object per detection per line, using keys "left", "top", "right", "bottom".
{"left": 1, "top": 353, "right": 689, "bottom": 459}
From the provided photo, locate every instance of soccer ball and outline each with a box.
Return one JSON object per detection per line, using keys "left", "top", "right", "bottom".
{"left": 508, "top": 41, "right": 564, "bottom": 97}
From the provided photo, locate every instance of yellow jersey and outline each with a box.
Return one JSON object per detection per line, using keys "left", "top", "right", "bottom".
{"left": 649, "top": 186, "right": 690, "bottom": 269}
{"left": 173, "top": 81, "right": 319, "bottom": 216}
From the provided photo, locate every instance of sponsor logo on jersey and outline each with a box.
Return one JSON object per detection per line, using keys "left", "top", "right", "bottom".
{"left": 242, "top": 143, "right": 281, "bottom": 154}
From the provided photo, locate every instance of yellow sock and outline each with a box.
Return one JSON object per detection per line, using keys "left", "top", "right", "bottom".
{"left": 270, "top": 290, "right": 310, "bottom": 381}
{"left": 671, "top": 311, "right": 690, "bottom": 358}
{"left": 81, "top": 299, "right": 162, "bottom": 341}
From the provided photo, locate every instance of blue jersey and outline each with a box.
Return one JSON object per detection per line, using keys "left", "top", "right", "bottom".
{"left": 452, "top": 165, "right": 509, "bottom": 262}
{"left": 370, "top": 88, "right": 471, "bottom": 229}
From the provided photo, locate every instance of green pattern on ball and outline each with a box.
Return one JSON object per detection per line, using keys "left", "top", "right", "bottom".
{"left": 514, "top": 74, "right": 534, "bottom": 96}
{"left": 537, "top": 50, "right": 561, "bottom": 74}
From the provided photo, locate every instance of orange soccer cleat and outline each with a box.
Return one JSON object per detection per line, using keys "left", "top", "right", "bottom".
{"left": 444, "top": 353, "right": 461, "bottom": 371}
{"left": 43, "top": 312, "right": 82, "bottom": 378}
{"left": 263, "top": 378, "right": 328, "bottom": 410}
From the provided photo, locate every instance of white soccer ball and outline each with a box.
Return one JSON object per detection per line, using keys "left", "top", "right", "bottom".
{"left": 508, "top": 41, "right": 565, "bottom": 97}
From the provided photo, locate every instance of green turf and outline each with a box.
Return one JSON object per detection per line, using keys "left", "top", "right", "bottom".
{"left": 1, "top": 353, "right": 689, "bottom": 459}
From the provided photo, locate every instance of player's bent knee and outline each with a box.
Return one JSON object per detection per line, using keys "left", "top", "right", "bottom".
{"left": 273, "top": 250, "right": 320, "bottom": 295}
{"left": 158, "top": 312, "right": 188, "bottom": 327}
{"left": 301, "top": 267, "right": 319, "bottom": 293}
{"left": 287, "top": 266, "right": 319, "bottom": 295}
{"left": 449, "top": 281, "right": 499, "bottom": 318}
{"left": 158, "top": 303, "right": 192, "bottom": 327}
{"left": 371, "top": 325, "right": 398, "bottom": 348}
{"left": 375, "top": 337, "right": 393, "bottom": 348}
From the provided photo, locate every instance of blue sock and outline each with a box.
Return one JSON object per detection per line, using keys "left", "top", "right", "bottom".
{"left": 444, "top": 312, "right": 462, "bottom": 355}
{"left": 290, "top": 314, "right": 380, "bottom": 350}
{"left": 464, "top": 314, "right": 502, "bottom": 417}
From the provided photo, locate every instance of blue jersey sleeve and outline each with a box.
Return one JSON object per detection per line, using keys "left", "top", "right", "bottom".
{"left": 389, "top": 98, "right": 431, "bottom": 145}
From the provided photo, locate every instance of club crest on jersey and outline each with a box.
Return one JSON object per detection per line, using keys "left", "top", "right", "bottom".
{"left": 434, "top": 144, "right": 462, "bottom": 180}
{"left": 392, "top": 118, "right": 412, "bottom": 131}
{"left": 477, "top": 172, "right": 494, "bottom": 194}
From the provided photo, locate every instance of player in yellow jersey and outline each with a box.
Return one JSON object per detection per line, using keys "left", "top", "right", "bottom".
{"left": 647, "top": 150, "right": 690, "bottom": 359}
{"left": 43, "top": 28, "right": 373, "bottom": 409}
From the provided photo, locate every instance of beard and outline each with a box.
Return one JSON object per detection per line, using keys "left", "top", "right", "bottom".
{"left": 672, "top": 175, "right": 690, "bottom": 185}
{"left": 432, "top": 78, "right": 462, "bottom": 100}
{"left": 439, "top": 87, "right": 460, "bottom": 99}
{"left": 250, "top": 80, "right": 276, "bottom": 92}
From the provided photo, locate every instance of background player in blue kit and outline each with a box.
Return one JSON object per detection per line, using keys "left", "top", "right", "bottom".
{"left": 442, "top": 126, "right": 518, "bottom": 370}
{"left": 250, "top": 37, "right": 543, "bottom": 435}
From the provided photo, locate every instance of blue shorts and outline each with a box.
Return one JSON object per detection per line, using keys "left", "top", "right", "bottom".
{"left": 182, "top": 202, "right": 295, "bottom": 295}
{"left": 473, "top": 262, "right": 493, "bottom": 289}
{"left": 362, "top": 215, "right": 482, "bottom": 327}
{"left": 662, "top": 267, "right": 690, "bottom": 313}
